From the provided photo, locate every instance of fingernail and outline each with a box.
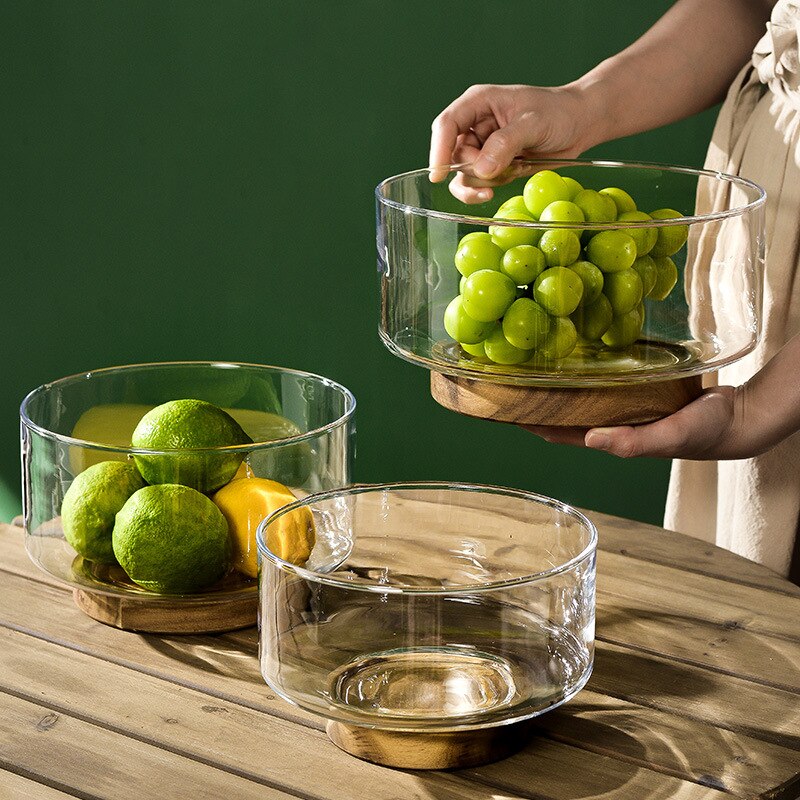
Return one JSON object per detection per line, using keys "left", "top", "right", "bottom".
{"left": 475, "top": 156, "right": 498, "bottom": 178}
{"left": 585, "top": 430, "right": 612, "bottom": 450}
{"left": 475, "top": 189, "right": 491, "bottom": 202}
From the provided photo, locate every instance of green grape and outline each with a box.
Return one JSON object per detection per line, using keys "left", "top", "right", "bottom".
{"left": 483, "top": 325, "right": 533, "bottom": 365}
{"left": 602, "top": 306, "right": 644, "bottom": 348}
{"left": 562, "top": 176, "right": 584, "bottom": 200}
{"left": 489, "top": 211, "right": 542, "bottom": 250}
{"left": 460, "top": 340, "right": 488, "bottom": 358}
{"left": 459, "top": 275, "right": 467, "bottom": 294}
{"left": 586, "top": 230, "right": 637, "bottom": 272}
{"left": 539, "top": 229, "right": 581, "bottom": 267}
{"left": 571, "top": 294, "right": 613, "bottom": 341}
{"left": 650, "top": 256, "right": 679, "bottom": 300}
{"left": 631, "top": 255, "right": 658, "bottom": 298}
{"left": 461, "top": 269, "right": 517, "bottom": 322}
{"left": 501, "top": 245, "right": 547, "bottom": 286}
{"left": 649, "top": 208, "right": 689, "bottom": 257}
{"left": 539, "top": 200, "right": 585, "bottom": 226}
{"left": 495, "top": 195, "right": 530, "bottom": 217}
{"left": 617, "top": 210, "right": 658, "bottom": 256}
{"left": 502, "top": 298, "right": 551, "bottom": 350}
{"left": 603, "top": 268, "right": 643, "bottom": 316}
{"left": 533, "top": 266, "right": 584, "bottom": 317}
{"left": 573, "top": 189, "right": 618, "bottom": 224}
{"left": 454, "top": 232, "right": 503, "bottom": 277}
{"left": 567, "top": 260, "right": 604, "bottom": 306}
{"left": 599, "top": 187, "right": 637, "bottom": 215}
{"left": 538, "top": 316, "right": 578, "bottom": 359}
{"left": 522, "top": 170, "right": 571, "bottom": 218}
{"left": 443, "top": 295, "right": 495, "bottom": 343}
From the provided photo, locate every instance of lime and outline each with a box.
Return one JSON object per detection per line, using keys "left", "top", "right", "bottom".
{"left": 131, "top": 399, "right": 253, "bottom": 493}
{"left": 113, "top": 484, "right": 231, "bottom": 593}
{"left": 61, "top": 461, "right": 145, "bottom": 564}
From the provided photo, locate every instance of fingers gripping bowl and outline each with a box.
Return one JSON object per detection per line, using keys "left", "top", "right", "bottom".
{"left": 20, "top": 362, "right": 355, "bottom": 632}
{"left": 376, "top": 160, "right": 766, "bottom": 426}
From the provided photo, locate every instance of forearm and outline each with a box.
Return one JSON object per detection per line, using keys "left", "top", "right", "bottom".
{"left": 568, "top": 0, "right": 774, "bottom": 151}
{"left": 732, "top": 334, "right": 800, "bottom": 457}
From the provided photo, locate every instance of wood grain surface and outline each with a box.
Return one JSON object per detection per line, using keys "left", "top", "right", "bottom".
{"left": 430, "top": 371, "right": 704, "bottom": 426}
{"left": 1, "top": 518, "right": 798, "bottom": 799}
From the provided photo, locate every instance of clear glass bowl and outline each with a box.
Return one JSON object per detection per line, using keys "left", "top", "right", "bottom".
{"left": 377, "top": 159, "right": 766, "bottom": 386}
{"left": 20, "top": 361, "right": 355, "bottom": 601}
{"left": 258, "top": 482, "right": 596, "bottom": 732}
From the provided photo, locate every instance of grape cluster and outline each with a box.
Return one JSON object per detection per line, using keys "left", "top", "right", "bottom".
{"left": 443, "top": 170, "right": 688, "bottom": 365}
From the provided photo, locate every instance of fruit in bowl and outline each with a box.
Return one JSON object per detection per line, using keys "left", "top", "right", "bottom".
{"left": 59, "top": 398, "right": 315, "bottom": 594}
{"left": 444, "top": 169, "right": 687, "bottom": 365}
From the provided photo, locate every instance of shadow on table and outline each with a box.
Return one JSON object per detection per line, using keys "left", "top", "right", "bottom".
{"left": 139, "top": 629, "right": 262, "bottom": 683}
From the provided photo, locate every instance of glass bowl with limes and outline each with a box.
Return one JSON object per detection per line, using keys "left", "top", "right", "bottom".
{"left": 377, "top": 159, "right": 766, "bottom": 426}
{"left": 20, "top": 361, "right": 356, "bottom": 633}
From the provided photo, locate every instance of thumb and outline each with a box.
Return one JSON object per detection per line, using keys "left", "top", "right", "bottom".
{"left": 474, "top": 119, "right": 532, "bottom": 179}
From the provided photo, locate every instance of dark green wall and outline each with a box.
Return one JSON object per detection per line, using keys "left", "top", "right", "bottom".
{"left": 1, "top": 1, "right": 717, "bottom": 524}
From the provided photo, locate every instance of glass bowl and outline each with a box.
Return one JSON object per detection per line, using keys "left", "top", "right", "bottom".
{"left": 20, "top": 362, "right": 355, "bottom": 623}
{"left": 257, "top": 482, "right": 596, "bottom": 742}
{"left": 377, "top": 159, "right": 766, "bottom": 387}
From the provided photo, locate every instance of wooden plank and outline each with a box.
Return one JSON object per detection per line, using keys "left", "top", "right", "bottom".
{"left": 2, "top": 544, "right": 799, "bottom": 776}
{"left": 0, "top": 626, "right": 729, "bottom": 800}
{"left": 585, "top": 511, "right": 800, "bottom": 597}
{"left": 0, "top": 769, "right": 79, "bottom": 800}
{"left": 588, "top": 642, "right": 800, "bottom": 749}
{"left": 597, "top": 588, "right": 800, "bottom": 692}
{"left": 598, "top": 549, "right": 800, "bottom": 642}
{"left": 0, "top": 693, "right": 291, "bottom": 800}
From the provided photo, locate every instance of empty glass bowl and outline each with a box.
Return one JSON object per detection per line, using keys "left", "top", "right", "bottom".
{"left": 258, "top": 482, "right": 596, "bottom": 734}
{"left": 20, "top": 361, "right": 355, "bottom": 607}
{"left": 377, "top": 160, "right": 766, "bottom": 386}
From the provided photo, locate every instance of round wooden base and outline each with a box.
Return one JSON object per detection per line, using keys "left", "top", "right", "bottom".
{"left": 326, "top": 720, "right": 528, "bottom": 770}
{"left": 431, "top": 372, "right": 703, "bottom": 427}
{"left": 73, "top": 588, "right": 258, "bottom": 634}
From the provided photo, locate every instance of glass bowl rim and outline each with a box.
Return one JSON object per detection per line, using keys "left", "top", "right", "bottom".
{"left": 375, "top": 158, "right": 767, "bottom": 229}
{"left": 19, "top": 360, "right": 357, "bottom": 454}
{"left": 256, "top": 480, "right": 598, "bottom": 594}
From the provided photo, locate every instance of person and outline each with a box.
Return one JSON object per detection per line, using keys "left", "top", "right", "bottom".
{"left": 429, "top": 0, "right": 800, "bottom": 581}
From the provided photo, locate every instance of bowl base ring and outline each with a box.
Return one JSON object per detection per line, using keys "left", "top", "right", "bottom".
{"left": 72, "top": 588, "right": 257, "bottom": 634}
{"left": 430, "top": 372, "right": 703, "bottom": 427}
{"left": 325, "top": 719, "right": 529, "bottom": 769}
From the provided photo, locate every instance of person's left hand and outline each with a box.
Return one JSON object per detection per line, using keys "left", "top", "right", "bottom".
{"left": 523, "top": 385, "right": 751, "bottom": 460}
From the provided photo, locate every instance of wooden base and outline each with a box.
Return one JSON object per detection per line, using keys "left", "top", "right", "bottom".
{"left": 73, "top": 588, "right": 258, "bottom": 634}
{"left": 325, "top": 720, "right": 528, "bottom": 770}
{"left": 431, "top": 372, "right": 703, "bottom": 427}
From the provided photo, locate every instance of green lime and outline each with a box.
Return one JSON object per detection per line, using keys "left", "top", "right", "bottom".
{"left": 61, "top": 461, "right": 145, "bottom": 564}
{"left": 131, "top": 399, "right": 253, "bottom": 493}
{"left": 113, "top": 484, "right": 231, "bottom": 593}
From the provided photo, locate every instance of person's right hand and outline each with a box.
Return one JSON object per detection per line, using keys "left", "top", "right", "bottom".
{"left": 429, "top": 83, "right": 596, "bottom": 203}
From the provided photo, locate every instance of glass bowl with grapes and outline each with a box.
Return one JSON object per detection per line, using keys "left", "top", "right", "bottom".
{"left": 376, "top": 160, "right": 766, "bottom": 426}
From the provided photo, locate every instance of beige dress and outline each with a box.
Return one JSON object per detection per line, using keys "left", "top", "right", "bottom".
{"left": 665, "top": 1, "right": 800, "bottom": 578}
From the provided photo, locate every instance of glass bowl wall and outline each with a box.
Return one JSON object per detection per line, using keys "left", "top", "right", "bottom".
{"left": 258, "top": 482, "right": 596, "bottom": 732}
{"left": 377, "top": 160, "right": 766, "bottom": 386}
{"left": 21, "top": 361, "right": 355, "bottom": 599}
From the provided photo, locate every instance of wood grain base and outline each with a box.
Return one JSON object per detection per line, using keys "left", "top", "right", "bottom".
{"left": 73, "top": 588, "right": 257, "bottom": 634}
{"left": 326, "top": 720, "right": 528, "bottom": 770}
{"left": 431, "top": 372, "right": 703, "bottom": 427}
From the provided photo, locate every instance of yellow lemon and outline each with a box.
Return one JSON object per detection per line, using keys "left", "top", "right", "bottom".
{"left": 70, "top": 404, "right": 155, "bottom": 473}
{"left": 212, "top": 478, "right": 315, "bottom": 577}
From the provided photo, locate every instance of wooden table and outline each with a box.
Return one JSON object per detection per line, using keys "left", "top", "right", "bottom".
{"left": 1, "top": 515, "right": 799, "bottom": 799}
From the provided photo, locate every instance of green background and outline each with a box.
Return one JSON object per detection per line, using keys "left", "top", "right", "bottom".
{"left": 0, "top": 1, "right": 718, "bottom": 524}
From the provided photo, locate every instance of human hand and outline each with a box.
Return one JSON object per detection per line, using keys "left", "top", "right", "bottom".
{"left": 429, "top": 84, "right": 596, "bottom": 203}
{"left": 523, "top": 386, "right": 756, "bottom": 460}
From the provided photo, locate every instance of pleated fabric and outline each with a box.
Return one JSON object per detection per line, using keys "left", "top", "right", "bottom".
{"left": 665, "top": 1, "right": 800, "bottom": 578}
